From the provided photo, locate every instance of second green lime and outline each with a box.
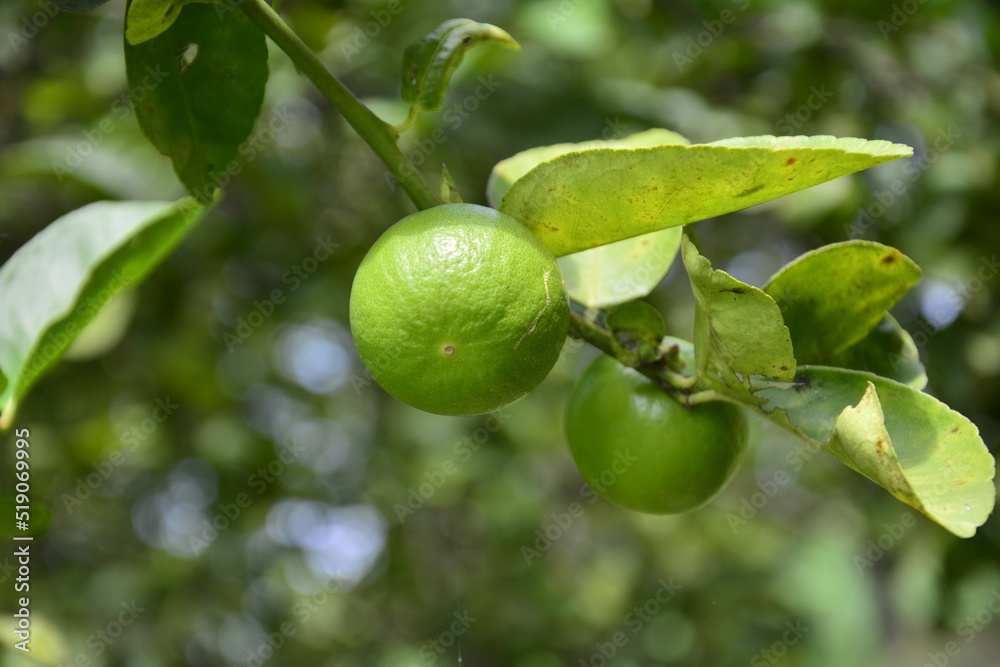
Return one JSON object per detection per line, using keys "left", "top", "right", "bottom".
{"left": 567, "top": 354, "right": 748, "bottom": 514}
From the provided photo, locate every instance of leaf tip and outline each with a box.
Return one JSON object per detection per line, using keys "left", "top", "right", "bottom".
{"left": 124, "top": 28, "right": 143, "bottom": 46}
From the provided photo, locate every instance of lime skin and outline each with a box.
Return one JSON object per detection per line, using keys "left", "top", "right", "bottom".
{"left": 566, "top": 355, "right": 748, "bottom": 514}
{"left": 350, "top": 203, "right": 570, "bottom": 416}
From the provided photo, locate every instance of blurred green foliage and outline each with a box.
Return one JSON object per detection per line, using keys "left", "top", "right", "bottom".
{"left": 1, "top": 0, "right": 999, "bottom": 665}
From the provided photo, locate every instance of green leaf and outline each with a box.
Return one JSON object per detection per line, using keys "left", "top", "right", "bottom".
{"left": 64, "top": 292, "right": 138, "bottom": 362}
{"left": 125, "top": 0, "right": 204, "bottom": 46}
{"left": 764, "top": 241, "right": 922, "bottom": 363}
{"left": 401, "top": 18, "right": 519, "bottom": 114}
{"left": 0, "top": 198, "right": 208, "bottom": 429}
{"left": 487, "top": 128, "right": 688, "bottom": 208}
{"left": 498, "top": 135, "right": 912, "bottom": 257}
{"left": 440, "top": 164, "right": 463, "bottom": 203}
{"left": 558, "top": 226, "right": 682, "bottom": 309}
{"left": 607, "top": 301, "right": 665, "bottom": 342}
{"left": 124, "top": 1, "right": 268, "bottom": 202}
{"left": 662, "top": 336, "right": 697, "bottom": 376}
{"left": 606, "top": 301, "right": 666, "bottom": 363}
{"left": 752, "top": 366, "right": 996, "bottom": 538}
{"left": 830, "top": 314, "right": 927, "bottom": 390}
{"left": 0, "top": 135, "right": 181, "bottom": 200}
{"left": 681, "top": 229, "right": 796, "bottom": 398}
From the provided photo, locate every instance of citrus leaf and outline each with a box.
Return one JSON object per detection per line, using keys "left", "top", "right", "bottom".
{"left": 830, "top": 314, "right": 927, "bottom": 390}
{"left": 401, "top": 18, "right": 519, "bottom": 113}
{"left": 0, "top": 135, "right": 179, "bottom": 200}
{"left": 606, "top": 300, "right": 666, "bottom": 364}
{"left": 558, "top": 226, "right": 682, "bottom": 309}
{"left": 752, "top": 366, "right": 996, "bottom": 538}
{"left": 607, "top": 301, "right": 665, "bottom": 341}
{"left": 440, "top": 164, "right": 464, "bottom": 203}
{"left": 487, "top": 128, "right": 688, "bottom": 208}
{"left": 764, "top": 241, "right": 922, "bottom": 363}
{"left": 64, "top": 292, "right": 138, "bottom": 362}
{"left": 0, "top": 198, "right": 208, "bottom": 429}
{"left": 124, "top": 1, "right": 268, "bottom": 202}
{"left": 662, "top": 336, "right": 697, "bottom": 376}
{"left": 125, "top": 0, "right": 206, "bottom": 46}
{"left": 681, "top": 229, "right": 796, "bottom": 399}
{"left": 499, "top": 135, "right": 913, "bottom": 257}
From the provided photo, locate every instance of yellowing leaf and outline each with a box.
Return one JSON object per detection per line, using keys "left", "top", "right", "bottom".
{"left": 753, "top": 367, "right": 996, "bottom": 538}
{"left": 499, "top": 135, "right": 912, "bottom": 257}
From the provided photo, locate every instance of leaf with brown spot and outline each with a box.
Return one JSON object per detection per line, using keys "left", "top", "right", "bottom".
{"left": 764, "top": 241, "right": 921, "bottom": 363}
{"left": 752, "top": 367, "right": 995, "bottom": 538}
{"left": 498, "top": 135, "right": 911, "bottom": 257}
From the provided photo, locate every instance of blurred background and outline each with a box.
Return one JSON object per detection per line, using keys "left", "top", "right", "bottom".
{"left": 1, "top": 0, "right": 1000, "bottom": 665}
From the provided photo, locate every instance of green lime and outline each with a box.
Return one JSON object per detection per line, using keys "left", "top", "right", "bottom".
{"left": 566, "top": 354, "right": 748, "bottom": 514}
{"left": 350, "top": 203, "right": 570, "bottom": 416}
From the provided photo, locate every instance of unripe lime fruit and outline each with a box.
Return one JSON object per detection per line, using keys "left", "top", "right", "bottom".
{"left": 566, "top": 355, "right": 748, "bottom": 514}
{"left": 350, "top": 203, "right": 570, "bottom": 416}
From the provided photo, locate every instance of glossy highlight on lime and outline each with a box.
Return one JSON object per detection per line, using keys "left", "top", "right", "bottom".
{"left": 350, "top": 203, "right": 570, "bottom": 415}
